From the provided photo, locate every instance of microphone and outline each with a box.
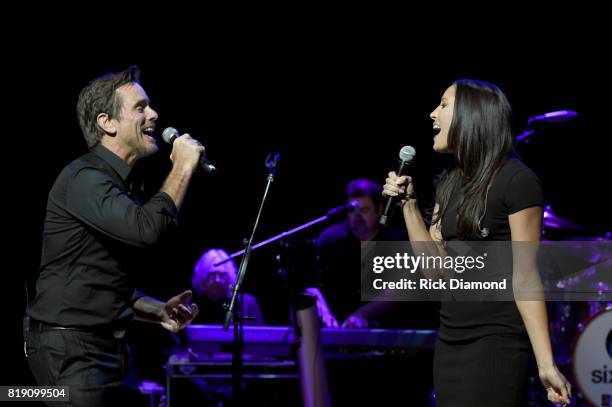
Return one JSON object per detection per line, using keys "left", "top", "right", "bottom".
{"left": 379, "top": 145, "right": 416, "bottom": 226}
{"left": 162, "top": 127, "right": 218, "bottom": 174}
{"left": 326, "top": 200, "right": 360, "bottom": 218}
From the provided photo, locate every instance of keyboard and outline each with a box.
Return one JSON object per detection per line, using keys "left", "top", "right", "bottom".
{"left": 186, "top": 325, "right": 437, "bottom": 358}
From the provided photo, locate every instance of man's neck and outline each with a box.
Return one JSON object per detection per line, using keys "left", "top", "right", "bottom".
{"left": 353, "top": 227, "right": 380, "bottom": 241}
{"left": 100, "top": 139, "right": 138, "bottom": 166}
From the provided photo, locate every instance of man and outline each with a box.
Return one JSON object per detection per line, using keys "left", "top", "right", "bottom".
{"left": 307, "top": 178, "right": 408, "bottom": 328}
{"left": 191, "top": 248, "right": 264, "bottom": 325}
{"left": 25, "top": 66, "right": 203, "bottom": 406}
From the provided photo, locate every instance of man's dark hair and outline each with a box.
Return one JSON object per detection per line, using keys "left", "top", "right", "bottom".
{"left": 346, "top": 178, "right": 384, "bottom": 207}
{"left": 76, "top": 66, "right": 141, "bottom": 149}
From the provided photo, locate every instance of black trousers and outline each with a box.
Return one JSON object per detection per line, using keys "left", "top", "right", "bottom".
{"left": 24, "top": 319, "right": 144, "bottom": 407}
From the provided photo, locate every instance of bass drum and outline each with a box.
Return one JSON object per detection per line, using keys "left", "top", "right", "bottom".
{"left": 571, "top": 306, "right": 612, "bottom": 406}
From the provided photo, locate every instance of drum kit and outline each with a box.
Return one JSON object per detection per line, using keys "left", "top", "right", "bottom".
{"left": 540, "top": 205, "right": 611, "bottom": 406}
{"left": 515, "top": 110, "right": 612, "bottom": 407}
{"left": 517, "top": 112, "right": 610, "bottom": 405}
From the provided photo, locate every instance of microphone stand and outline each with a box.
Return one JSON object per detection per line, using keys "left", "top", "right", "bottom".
{"left": 217, "top": 202, "right": 353, "bottom": 407}
{"left": 223, "top": 153, "right": 280, "bottom": 404}
{"left": 214, "top": 201, "right": 360, "bottom": 267}
{"left": 216, "top": 195, "right": 355, "bottom": 405}
{"left": 515, "top": 129, "right": 536, "bottom": 143}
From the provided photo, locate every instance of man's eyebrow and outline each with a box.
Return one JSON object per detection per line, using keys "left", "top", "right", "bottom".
{"left": 132, "top": 98, "right": 149, "bottom": 107}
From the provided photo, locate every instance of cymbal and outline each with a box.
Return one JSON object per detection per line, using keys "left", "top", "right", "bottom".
{"left": 562, "top": 236, "right": 612, "bottom": 242}
{"left": 553, "top": 260, "right": 612, "bottom": 293}
{"left": 543, "top": 259, "right": 611, "bottom": 303}
{"left": 540, "top": 238, "right": 612, "bottom": 271}
{"left": 543, "top": 206, "right": 586, "bottom": 231}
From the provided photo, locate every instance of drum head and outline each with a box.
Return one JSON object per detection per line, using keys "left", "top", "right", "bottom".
{"left": 572, "top": 307, "right": 612, "bottom": 406}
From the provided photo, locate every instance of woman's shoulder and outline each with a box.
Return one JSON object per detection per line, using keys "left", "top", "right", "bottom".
{"left": 495, "top": 157, "right": 544, "bottom": 211}
{"left": 496, "top": 157, "right": 539, "bottom": 184}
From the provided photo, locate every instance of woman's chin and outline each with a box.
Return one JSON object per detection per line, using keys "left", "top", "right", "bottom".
{"left": 432, "top": 140, "right": 450, "bottom": 153}
{"left": 433, "top": 145, "right": 449, "bottom": 153}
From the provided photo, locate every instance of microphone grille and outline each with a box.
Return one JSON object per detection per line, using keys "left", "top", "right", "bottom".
{"left": 399, "top": 145, "right": 416, "bottom": 162}
{"left": 162, "top": 127, "right": 179, "bottom": 144}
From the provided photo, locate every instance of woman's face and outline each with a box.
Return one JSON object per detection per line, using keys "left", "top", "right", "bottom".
{"left": 430, "top": 85, "right": 455, "bottom": 153}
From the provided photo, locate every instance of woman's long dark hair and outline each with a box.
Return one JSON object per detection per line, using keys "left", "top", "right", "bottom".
{"left": 432, "top": 79, "right": 513, "bottom": 239}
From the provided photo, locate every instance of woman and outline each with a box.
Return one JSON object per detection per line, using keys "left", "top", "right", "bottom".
{"left": 383, "top": 79, "right": 571, "bottom": 406}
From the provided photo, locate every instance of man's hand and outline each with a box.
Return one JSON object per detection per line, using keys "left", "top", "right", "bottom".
{"left": 160, "top": 290, "right": 200, "bottom": 332}
{"left": 170, "top": 134, "right": 206, "bottom": 174}
{"left": 341, "top": 314, "right": 368, "bottom": 329}
{"left": 320, "top": 309, "right": 339, "bottom": 328}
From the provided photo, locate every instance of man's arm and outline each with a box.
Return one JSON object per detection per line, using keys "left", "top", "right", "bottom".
{"left": 67, "top": 168, "right": 179, "bottom": 247}
{"left": 66, "top": 135, "right": 203, "bottom": 247}
{"left": 305, "top": 287, "right": 339, "bottom": 328}
{"left": 341, "top": 301, "right": 396, "bottom": 328}
{"left": 160, "top": 134, "right": 204, "bottom": 210}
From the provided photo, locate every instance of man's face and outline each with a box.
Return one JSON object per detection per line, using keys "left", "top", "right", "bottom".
{"left": 347, "top": 196, "right": 382, "bottom": 240}
{"left": 114, "top": 83, "right": 159, "bottom": 160}
{"left": 197, "top": 263, "right": 233, "bottom": 303}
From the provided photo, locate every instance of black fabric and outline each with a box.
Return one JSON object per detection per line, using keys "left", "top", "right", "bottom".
{"left": 433, "top": 335, "right": 530, "bottom": 407}
{"left": 24, "top": 319, "right": 145, "bottom": 407}
{"left": 316, "top": 221, "right": 408, "bottom": 323}
{"left": 434, "top": 158, "right": 544, "bottom": 407}
{"left": 27, "top": 145, "right": 177, "bottom": 329}
{"left": 438, "top": 158, "right": 544, "bottom": 342}
{"left": 440, "top": 157, "right": 545, "bottom": 242}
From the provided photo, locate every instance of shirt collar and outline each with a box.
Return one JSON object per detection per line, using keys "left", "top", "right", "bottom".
{"left": 92, "top": 144, "right": 132, "bottom": 181}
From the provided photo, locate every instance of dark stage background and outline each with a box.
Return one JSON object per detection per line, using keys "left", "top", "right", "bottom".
{"left": 6, "top": 45, "right": 611, "bottom": 402}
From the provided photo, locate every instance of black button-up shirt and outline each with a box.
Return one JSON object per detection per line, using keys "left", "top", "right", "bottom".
{"left": 27, "top": 145, "right": 177, "bottom": 328}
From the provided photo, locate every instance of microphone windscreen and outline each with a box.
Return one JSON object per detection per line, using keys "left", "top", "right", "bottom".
{"left": 399, "top": 145, "right": 416, "bottom": 162}
{"left": 162, "top": 127, "right": 179, "bottom": 144}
